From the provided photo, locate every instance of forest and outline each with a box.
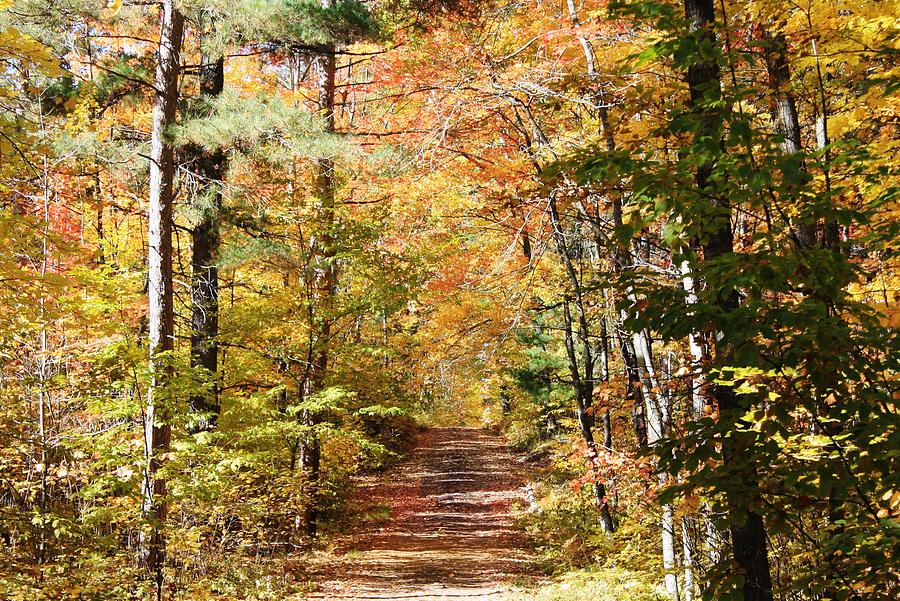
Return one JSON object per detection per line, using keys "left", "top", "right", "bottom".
{"left": 0, "top": 0, "right": 898, "bottom": 599}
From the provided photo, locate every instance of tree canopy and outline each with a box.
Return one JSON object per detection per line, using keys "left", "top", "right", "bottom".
{"left": 0, "top": 0, "right": 898, "bottom": 599}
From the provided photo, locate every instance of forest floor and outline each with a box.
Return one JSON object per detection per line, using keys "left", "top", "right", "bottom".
{"left": 304, "top": 427, "right": 541, "bottom": 600}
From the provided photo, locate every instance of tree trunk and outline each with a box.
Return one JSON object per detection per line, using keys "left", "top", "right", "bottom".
{"left": 548, "top": 194, "right": 615, "bottom": 534}
{"left": 564, "top": 4, "right": 620, "bottom": 530}
{"left": 679, "top": 259, "right": 707, "bottom": 416}
{"left": 684, "top": 1, "right": 774, "bottom": 600}
{"left": 632, "top": 327, "right": 680, "bottom": 601}
{"left": 189, "top": 54, "right": 225, "bottom": 432}
{"left": 582, "top": 21, "right": 679, "bottom": 573}
{"left": 761, "top": 26, "right": 816, "bottom": 248}
{"left": 301, "top": 7, "right": 338, "bottom": 536}
{"left": 682, "top": 517, "right": 695, "bottom": 601}
{"left": 498, "top": 9, "right": 617, "bottom": 530}
{"left": 598, "top": 91, "right": 652, "bottom": 450}
{"left": 142, "top": 0, "right": 183, "bottom": 597}
{"left": 762, "top": 30, "right": 802, "bottom": 157}
{"left": 598, "top": 317, "right": 612, "bottom": 450}
{"left": 806, "top": 30, "right": 841, "bottom": 251}
{"left": 764, "top": 26, "right": 846, "bottom": 596}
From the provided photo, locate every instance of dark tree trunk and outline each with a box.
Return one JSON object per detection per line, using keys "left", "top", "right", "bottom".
{"left": 684, "top": 1, "right": 775, "bottom": 600}
{"left": 88, "top": 171, "right": 104, "bottom": 265}
{"left": 141, "top": 0, "right": 183, "bottom": 597}
{"left": 499, "top": 385, "right": 512, "bottom": 415}
{"left": 301, "top": 8, "right": 338, "bottom": 536}
{"left": 189, "top": 55, "right": 225, "bottom": 432}
{"left": 548, "top": 194, "right": 615, "bottom": 535}
{"left": 602, "top": 106, "right": 652, "bottom": 449}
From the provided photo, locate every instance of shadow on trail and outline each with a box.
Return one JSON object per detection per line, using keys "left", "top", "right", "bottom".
{"left": 306, "top": 427, "right": 536, "bottom": 600}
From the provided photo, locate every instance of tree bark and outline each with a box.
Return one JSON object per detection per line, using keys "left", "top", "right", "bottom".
{"left": 616, "top": 324, "right": 648, "bottom": 446}
{"left": 189, "top": 54, "right": 225, "bottom": 432}
{"left": 632, "top": 326, "right": 680, "bottom": 601}
{"left": 763, "top": 26, "right": 846, "bottom": 596}
{"left": 495, "top": 16, "right": 617, "bottom": 531}
{"left": 142, "top": 0, "right": 183, "bottom": 597}
{"left": 683, "top": 1, "right": 774, "bottom": 600}
{"left": 761, "top": 26, "right": 816, "bottom": 248}
{"left": 762, "top": 30, "right": 802, "bottom": 157}
{"left": 597, "top": 85, "right": 651, "bottom": 450}
{"left": 564, "top": 0, "right": 615, "bottom": 532}
{"left": 568, "top": 1, "right": 677, "bottom": 564}
{"left": 301, "top": 4, "right": 338, "bottom": 537}
{"left": 548, "top": 194, "right": 615, "bottom": 535}
{"left": 682, "top": 517, "right": 695, "bottom": 601}
{"left": 598, "top": 317, "right": 612, "bottom": 450}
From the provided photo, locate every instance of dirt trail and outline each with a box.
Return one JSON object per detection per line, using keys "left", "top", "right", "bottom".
{"left": 306, "top": 427, "right": 537, "bottom": 600}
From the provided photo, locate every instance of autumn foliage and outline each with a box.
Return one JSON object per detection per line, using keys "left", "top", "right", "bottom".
{"left": 0, "top": 0, "right": 898, "bottom": 600}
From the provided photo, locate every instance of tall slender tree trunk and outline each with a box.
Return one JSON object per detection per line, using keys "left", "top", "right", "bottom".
{"left": 548, "top": 194, "right": 615, "bottom": 534}
{"left": 680, "top": 256, "right": 723, "bottom": 567}
{"left": 683, "top": 1, "right": 774, "bottom": 600}
{"left": 85, "top": 39, "right": 106, "bottom": 266}
{"left": 682, "top": 516, "right": 696, "bottom": 601}
{"left": 596, "top": 84, "right": 651, "bottom": 450}
{"left": 616, "top": 324, "right": 648, "bottom": 445}
{"left": 761, "top": 26, "right": 816, "bottom": 248}
{"left": 497, "top": 24, "right": 616, "bottom": 530}
{"left": 564, "top": 0, "right": 615, "bottom": 532}
{"left": 142, "top": 1, "right": 183, "bottom": 597}
{"left": 679, "top": 259, "right": 706, "bottom": 416}
{"left": 301, "top": 10, "right": 338, "bottom": 537}
{"left": 804, "top": 22, "right": 841, "bottom": 251}
{"left": 632, "top": 326, "right": 681, "bottom": 601}
{"left": 763, "top": 26, "right": 845, "bottom": 596}
{"left": 189, "top": 53, "right": 225, "bottom": 431}
{"left": 598, "top": 317, "right": 612, "bottom": 450}
{"left": 36, "top": 152, "right": 52, "bottom": 566}
{"left": 601, "top": 75, "right": 681, "bottom": 599}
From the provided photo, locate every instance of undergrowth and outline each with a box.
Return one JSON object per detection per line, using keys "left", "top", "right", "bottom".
{"left": 515, "top": 567, "right": 663, "bottom": 601}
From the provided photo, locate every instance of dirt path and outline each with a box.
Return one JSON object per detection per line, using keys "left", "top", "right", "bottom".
{"left": 306, "top": 427, "right": 537, "bottom": 600}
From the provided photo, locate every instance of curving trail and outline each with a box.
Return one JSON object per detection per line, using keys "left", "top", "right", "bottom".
{"left": 305, "top": 427, "right": 537, "bottom": 600}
